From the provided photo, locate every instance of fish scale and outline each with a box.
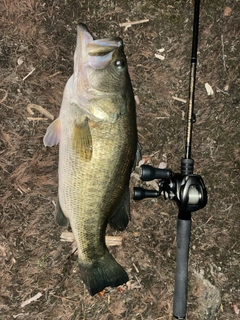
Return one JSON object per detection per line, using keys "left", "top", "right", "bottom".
{"left": 60, "top": 117, "right": 135, "bottom": 249}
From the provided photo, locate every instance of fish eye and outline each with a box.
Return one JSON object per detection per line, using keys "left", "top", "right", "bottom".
{"left": 115, "top": 59, "right": 125, "bottom": 69}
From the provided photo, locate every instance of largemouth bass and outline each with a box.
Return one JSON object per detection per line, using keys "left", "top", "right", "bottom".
{"left": 43, "top": 24, "right": 139, "bottom": 296}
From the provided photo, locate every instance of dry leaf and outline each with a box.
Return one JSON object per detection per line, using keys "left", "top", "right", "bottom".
{"left": 233, "top": 304, "right": 239, "bottom": 315}
{"left": 146, "top": 180, "right": 159, "bottom": 191}
{"left": 155, "top": 53, "right": 165, "bottom": 60}
{"left": 60, "top": 231, "right": 75, "bottom": 242}
{"left": 205, "top": 83, "right": 214, "bottom": 96}
{"left": 138, "top": 156, "right": 151, "bottom": 166}
{"left": 223, "top": 6, "right": 232, "bottom": 16}
{"left": 97, "top": 290, "right": 105, "bottom": 297}
{"left": 17, "top": 56, "right": 24, "bottom": 66}
{"left": 134, "top": 95, "right": 140, "bottom": 105}
{"left": 157, "top": 48, "right": 165, "bottom": 53}
{"left": 158, "top": 162, "right": 167, "bottom": 169}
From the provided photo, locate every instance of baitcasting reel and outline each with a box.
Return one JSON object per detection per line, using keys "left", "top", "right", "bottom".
{"left": 133, "top": 158, "right": 207, "bottom": 213}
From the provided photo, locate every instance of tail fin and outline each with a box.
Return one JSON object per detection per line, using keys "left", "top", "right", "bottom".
{"left": 79, "top": 250, "right": 129, "bottom": 296}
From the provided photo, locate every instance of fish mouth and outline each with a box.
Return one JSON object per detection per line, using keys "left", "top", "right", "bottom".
{"left": 75, "top": 23, "right": 123, "bottom": 68}
{"left": 87, "top": 38, "right": 122, "bottom": 56}
{"left": 77, "top": 23, "right": 122, "bottom": 55}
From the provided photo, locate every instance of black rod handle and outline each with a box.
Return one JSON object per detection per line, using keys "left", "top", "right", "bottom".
{"left": 173, "top": 217, "right": 191, "bottom": 319}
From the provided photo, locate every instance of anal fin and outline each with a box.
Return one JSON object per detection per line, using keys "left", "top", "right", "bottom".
{"left": 108, "top": 186, "right": 130, "bottom": 231}
{"left": 55, "top": 198, "right": 69, "bottom": 227}
{"left": 132, "top": 141, "right": 142, "bottom": 171}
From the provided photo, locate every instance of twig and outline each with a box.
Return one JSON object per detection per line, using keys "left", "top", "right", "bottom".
{"left": 48, "top": 71, "right": 62, "bottom": 78}
{"left": 133, "top": 262, "right": 139, "bottom": 273}
{"left": 21, "top": 291, "right": 43, "bottom": 307}
{"left": 105, "top": 235, "right": 122, "bottom": 246}
{"left": 23, "top": 67, "right": 36, "bottom": 81}
{"left": 172, "top": 96, "right": 187, "bottom": 103}
{"left": 216, "top": 86, "right": 230, "bottom": 95}
{"left": 134, "top": 275, "right": 142, "bottom": 288}
{"left": 27, "top": 117, "right": 49, "bottom": 121}
{"left": 221, "top": 34, "right": 226, "bottom": 71}
{"left": 27, "top": 104, "right": 54, "bottom": 120}
{"left": 60, "top": 231, "right": 122, "bottom": 246}
{"left": 119, "top": 19, "right": 149, "bottom": 31}
{"left": 50, "top": 293, "right": 78, "bottom": 302}
{"left": 13, "top": 313, "right": 29, "bottom": 319}
{"left": 0, "top": 89, "right": 8, "bottom": 104}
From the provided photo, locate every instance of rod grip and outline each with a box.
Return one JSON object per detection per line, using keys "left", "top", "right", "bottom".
{"left": 173, "top": 218, "right": 191, "bottom": 319}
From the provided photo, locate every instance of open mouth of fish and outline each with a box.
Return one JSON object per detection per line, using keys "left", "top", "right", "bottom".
{"left": 75, "top": 23, "right": 124, "bottom": 70}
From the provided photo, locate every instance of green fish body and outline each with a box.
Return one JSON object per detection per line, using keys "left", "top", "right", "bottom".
{"left": 44, "top": 24, "right": 138, "bottom": 296}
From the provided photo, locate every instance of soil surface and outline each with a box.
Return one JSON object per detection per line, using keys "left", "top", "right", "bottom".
{"left": 0, "top": 1, "right": 239, "bottom": 319}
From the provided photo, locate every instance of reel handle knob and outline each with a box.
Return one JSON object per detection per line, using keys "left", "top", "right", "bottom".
{"left": 140, "top": 165, "right": 172, "bottom": 181}
{"left": 133, "top": 187, "right": 160, "bottom": 200}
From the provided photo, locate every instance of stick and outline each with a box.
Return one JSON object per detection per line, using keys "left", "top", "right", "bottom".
{"left": 27, "top": 117, "right": 49, "bottom": 121}
{"left": 21, "top": 292, "right": 43, "bottom": 308}
{"left": 0, "top": 89, "right": 8, "bottom": 104}
{"left": 119, "top": 19, "right": 149, "bottom": 31}
{"left": 48, "top": 71, "right": 62, "bottom": 78}
{"left": 221, "top": 34, "right": 226, "bottom": 71}
{"left": 60, "top": 231, "right": 123, "bottom": 246}
{"left": 27, "top": 104, "right": 54, "bottom": 120}
{"left": 172, "top": 96, "right": 187, "bottom": 103}
{"left": 23, "top": 67, "right": 36, "bottom": 81}
{"left": 105, "top": 235, "right": 122, "bottom": 246}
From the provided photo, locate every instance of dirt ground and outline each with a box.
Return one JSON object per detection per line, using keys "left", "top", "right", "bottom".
{"left": 0, "top": 0, "right": 239, "bottom": 319}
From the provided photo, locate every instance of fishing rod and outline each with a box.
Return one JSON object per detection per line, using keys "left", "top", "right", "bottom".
{"left": 133, "top": 0, "right": 207, "bottom": 318}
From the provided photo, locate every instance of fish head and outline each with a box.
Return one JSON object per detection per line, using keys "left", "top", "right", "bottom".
{"left": 86, "top": 38, "right": 128, "bottom": 93}
{"left": 73, "top": 24, "right": 133, "bottom": 121}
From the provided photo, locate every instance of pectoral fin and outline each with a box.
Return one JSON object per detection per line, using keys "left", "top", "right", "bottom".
{"left": 73, "top": 118, "right": 93, "bottom": 161}
{"left": 43, "top": 118, "right": 61, "bottom": 147}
